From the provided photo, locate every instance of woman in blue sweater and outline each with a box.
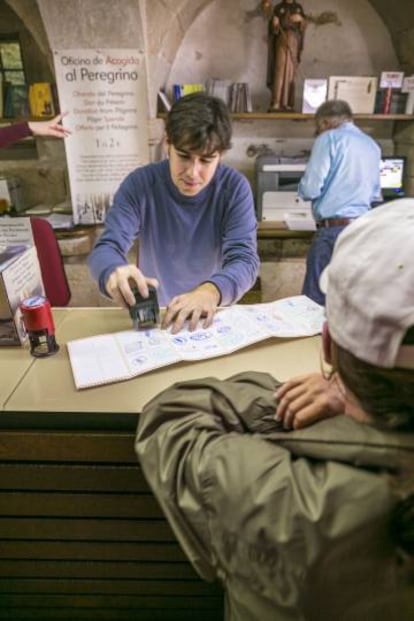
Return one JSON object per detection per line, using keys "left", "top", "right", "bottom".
{"left": 88, "top": 93, "right": 259, "bottom": 334}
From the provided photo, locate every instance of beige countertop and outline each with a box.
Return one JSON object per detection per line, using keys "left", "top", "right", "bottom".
{"left": 1, "top": 307, "right": 321, "bottom": 428}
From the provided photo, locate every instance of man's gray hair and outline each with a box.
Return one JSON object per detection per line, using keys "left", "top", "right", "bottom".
{"left": 316, "top": 99, "right": 353, "bottom": 122}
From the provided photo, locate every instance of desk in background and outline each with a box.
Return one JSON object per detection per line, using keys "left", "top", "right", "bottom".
{"left": 0, "top": 308, "right": 321, "bottom": 621}
{"left": 51, "top": 223, "right": 315, "bottom": 306}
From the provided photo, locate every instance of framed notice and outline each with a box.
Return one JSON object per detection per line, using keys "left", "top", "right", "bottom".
{"left": 53, "top": 49, "right": 150, "bottom": 225}
{"left": 327, "top": 76, "right": 377, "bottom": 113}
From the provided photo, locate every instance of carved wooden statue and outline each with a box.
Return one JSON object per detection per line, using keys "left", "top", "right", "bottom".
{"left": 262, "top": 0, "right": 306, "bottom": 111}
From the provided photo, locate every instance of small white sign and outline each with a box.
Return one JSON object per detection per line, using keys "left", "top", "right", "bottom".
{"left": 380, "top": 71, "right": 404, "bottom": 89}
{"left": 402, "top": 76, "right": 414, "bottom": 93}
{"left": 302, "top": 79, "right": 327, "bottom": 114}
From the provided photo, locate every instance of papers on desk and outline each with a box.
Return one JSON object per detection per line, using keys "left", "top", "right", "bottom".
{"left": 284, "top": 211, "right": 316, "bottom": 231}
{"left": 23, "top": 207, "right": 74, "bottom": 230}
{"left": 67, "top": 296, "right": 325, "bottom": 390}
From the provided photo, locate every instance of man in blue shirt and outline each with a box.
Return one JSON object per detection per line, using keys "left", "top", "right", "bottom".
{"left": 298, "top": 99, "right": 381, "bottom": 305}
{"left": 88, "top": 93, "right": 259, "bottom": 333}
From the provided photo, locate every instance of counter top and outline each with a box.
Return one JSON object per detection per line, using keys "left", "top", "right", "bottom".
{"left": 1, "top": 307, "right": 321, "bottom": 429}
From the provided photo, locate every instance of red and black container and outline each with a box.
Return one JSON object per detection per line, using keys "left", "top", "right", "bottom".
{"left": 19, "top": 295, "right": 59, "bottom": 357}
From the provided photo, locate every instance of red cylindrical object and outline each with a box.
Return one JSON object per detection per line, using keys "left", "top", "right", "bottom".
{"left": 20, "top": 295, "right": 55, "bottom": 334}
{"left": 19, "top": 295, "right": 59, "bottom": 357}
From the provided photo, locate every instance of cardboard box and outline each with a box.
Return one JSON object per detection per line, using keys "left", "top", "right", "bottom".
{"left": 0, "top": 220, "right": 44, "bottom": 346}
{"left": 327, "top": 76, "right": 378, "bottom": 113}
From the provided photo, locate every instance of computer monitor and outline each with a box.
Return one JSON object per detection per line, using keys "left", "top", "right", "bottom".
{"left": 380, "top": 156, "right": 406, "bottom": 200}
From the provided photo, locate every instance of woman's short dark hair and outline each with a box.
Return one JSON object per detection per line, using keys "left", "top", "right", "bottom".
{"left": 165, "top": 92, "right": 232, "bottom": 154}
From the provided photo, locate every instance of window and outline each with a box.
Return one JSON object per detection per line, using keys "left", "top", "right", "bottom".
{"left": 0, "top": 36, "right": 26, "bottom": 85}
{"left": 0, "top": 36, "right": 29, "bottom": 117}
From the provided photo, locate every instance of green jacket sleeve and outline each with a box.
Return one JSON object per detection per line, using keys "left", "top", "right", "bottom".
{"left": 135, "top": 372, "right": 280, "bottom": 580}
{"left": 135, "top": 371, "right": 394, "bottom": 597}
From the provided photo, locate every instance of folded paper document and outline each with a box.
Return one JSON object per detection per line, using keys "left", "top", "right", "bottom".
{"left": 67, "top": 296, "right": 325, "bottom": 390}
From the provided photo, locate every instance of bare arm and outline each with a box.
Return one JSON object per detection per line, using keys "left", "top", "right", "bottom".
{"left": 28, "top": 113, "right": 71, "bottom": 139}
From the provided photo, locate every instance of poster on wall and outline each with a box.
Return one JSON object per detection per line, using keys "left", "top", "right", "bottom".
{"left": 53, "top": 49, "right": 150, "bottom": 225}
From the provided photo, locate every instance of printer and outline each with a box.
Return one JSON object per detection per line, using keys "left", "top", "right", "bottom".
{"left": 254, "top": 155, "right": 315, "bottom": 229}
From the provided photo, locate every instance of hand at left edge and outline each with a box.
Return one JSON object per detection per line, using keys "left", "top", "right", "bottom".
{"left": 162, "top": 282, "right": 221, "bottom": 334}
{"left": 28, "top": 112, "right": 71, "bottom": 139}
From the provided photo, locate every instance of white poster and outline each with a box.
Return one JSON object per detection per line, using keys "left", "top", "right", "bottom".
{"left": 53, "top": 49, "right": 150, "bottom": 225}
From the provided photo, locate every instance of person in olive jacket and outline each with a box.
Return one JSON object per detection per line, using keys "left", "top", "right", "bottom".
{"left": 136, "top": 198, "right": 414, "bottom": 621}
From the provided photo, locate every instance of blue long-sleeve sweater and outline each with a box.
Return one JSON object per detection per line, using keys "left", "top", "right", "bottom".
{"left": 88, "top": 159, "right": 259, "bottom": 306}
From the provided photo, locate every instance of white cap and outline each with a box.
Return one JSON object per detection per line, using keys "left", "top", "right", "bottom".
{"left": 321, "top": 199, "right": 414, "bottom": 369}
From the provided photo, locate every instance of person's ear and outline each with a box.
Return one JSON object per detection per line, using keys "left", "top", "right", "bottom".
{"left": 322, "top": 321, "right": 333, "bottom": 365}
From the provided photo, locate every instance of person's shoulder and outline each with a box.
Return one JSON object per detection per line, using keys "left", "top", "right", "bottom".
{"left": 329, "top": 122, "right": 357, "bottom": 144}
{"left": 347, "top": 123, "right": 380, "bottom": 147}
{"left": 314, "top": 129, "right": 332, "bottom": 147}
{"left": 217, "top": 163, "right": 249, "bottom": 187}
{"left": 216, "top": 164, "right": 254, "bottom": 202}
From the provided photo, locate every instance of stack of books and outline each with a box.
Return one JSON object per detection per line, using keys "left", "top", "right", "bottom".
{"left": 228, "top": 83, "right": 252, "bottom": 112}
{"left": 374, "top": 89, "right": 408, "bottom": 114}
{"left": 206, "top": 79, "right": 252, "bottom": 112}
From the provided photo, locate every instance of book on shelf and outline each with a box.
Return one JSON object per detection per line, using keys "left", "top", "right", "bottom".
{"left": 374, "top": 89, "right": 408, "bottom": 114}
{"left": 229, "top": 82, "right": 252, "bottom": 112}
{"left": 28, "top": 82, "right": 55, "bottom": 117}
{"left": 206, "top": 79, "right": 252, "bottom": 112}
{"left": 169, "top": 79, "right": 253, "bottom": 112}
{"left": 157, "top": 89, "right": 172, "bottom": 112}
{"left": 206, "top": 78, "right": 232, "bottom": 105}
{"left": 181, "top": 83, "right": 204, "bottom": 96}
{"left": 172, "top": 83, "right": 204, "bottom": 101}
{"left": 3, "top": 83, "right": 30, "bottom": 118}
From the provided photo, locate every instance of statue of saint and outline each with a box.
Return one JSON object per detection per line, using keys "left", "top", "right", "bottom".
{"left": 262, "top": 0, "right": 306, "bottom": 111}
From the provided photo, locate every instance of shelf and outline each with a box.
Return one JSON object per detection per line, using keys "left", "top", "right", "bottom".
{"left": 157, "top": 112, "right": 414, "bottom": 122}
{"left": 231, "top": 112, "right": 414, "bottom": 121}
{"left": 5, "top": 114, "right": 412, "bottom": 124}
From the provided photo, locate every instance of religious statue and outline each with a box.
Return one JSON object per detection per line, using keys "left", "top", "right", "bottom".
{"left": 261, "top": 0, "right": 306, "bottom": 111}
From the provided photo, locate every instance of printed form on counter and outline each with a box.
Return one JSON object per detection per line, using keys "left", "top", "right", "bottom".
{"left": 67, "top": 295, "right": 325, "bottom": 389}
